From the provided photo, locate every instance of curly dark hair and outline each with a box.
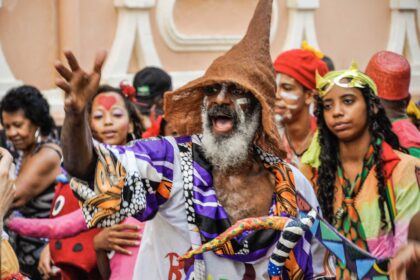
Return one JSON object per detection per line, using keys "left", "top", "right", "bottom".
{"left": 87, "top": 85, "right": 144, "bottom": 141}
{"left": 315, "top": 85, "right": 403, "bottom": 233}
{"left": 0, "top": 85, "right": 56, "bottom": 136}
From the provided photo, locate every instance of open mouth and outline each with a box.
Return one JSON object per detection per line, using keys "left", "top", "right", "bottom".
{"left": 212, "top": 115, "right": 234, "bottom": 134}
{"left": 207, "top": 105, "right": 237, "bottom": 135}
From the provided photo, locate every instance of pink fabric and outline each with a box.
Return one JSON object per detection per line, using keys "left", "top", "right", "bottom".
{"left": 8, "top": 210, "right": 145, "bottom": 280}
{"left": 7, "top": 209, "right": 88, "bottom": 239}
{"left": 109, "top": 217, "right": 144, "bottom": 280}
{"left": 392, "top": 119, "right": 420, "bottom": 149}
{"left": 367, "top": 222, "right": 409, "bottom": 259}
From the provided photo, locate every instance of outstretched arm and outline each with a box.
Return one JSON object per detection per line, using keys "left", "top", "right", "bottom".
{"left": 55, "top": 50, "right": 106, "bottom": 180}
{"left": 7, "top": 208, "right": 88, "bottom": 239}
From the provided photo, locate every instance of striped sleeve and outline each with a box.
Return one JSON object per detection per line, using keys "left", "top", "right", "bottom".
{"left": 72, "top": 136, "right": 186, "bottom": 228}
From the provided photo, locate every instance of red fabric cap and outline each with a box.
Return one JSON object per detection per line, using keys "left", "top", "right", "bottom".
{"left": 365, "top": 51, "right": 410, "bottom": 101}
{"left": 273, "top": 49, "right": 328, "bottom": 90}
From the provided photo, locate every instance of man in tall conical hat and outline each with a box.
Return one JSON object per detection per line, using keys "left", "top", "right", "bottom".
{"left": 55, "top": 0, "right": 334, "bottom": 278}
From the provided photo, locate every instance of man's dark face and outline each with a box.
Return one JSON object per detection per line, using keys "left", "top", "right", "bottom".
{"left": 202, "top": 82, "right": 258, "bottom": 137}
{"left": 200, "top": 82, "right": 261, "bottom": 171}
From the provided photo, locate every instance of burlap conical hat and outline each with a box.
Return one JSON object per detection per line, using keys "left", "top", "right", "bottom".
{"left": 164, "top": 0, "right": 285, "bottom": 158}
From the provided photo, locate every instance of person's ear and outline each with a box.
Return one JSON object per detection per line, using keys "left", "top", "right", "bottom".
{"left": 129, "top": 121, "right": 134, "bottom": 133}
{"left": 305, "top": 89, "right": 315, "bottom": 106}
{"left": 371, "top": 103, "right": 379, "bottom": 114}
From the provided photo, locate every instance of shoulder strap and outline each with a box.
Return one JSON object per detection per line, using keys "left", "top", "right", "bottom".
{"left": 38, "top": 142, "right": 63, "bottom": 161}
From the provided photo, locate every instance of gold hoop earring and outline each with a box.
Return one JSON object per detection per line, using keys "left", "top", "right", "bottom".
{"left": 35, "top": 128, "right": 42, "bottom": 144}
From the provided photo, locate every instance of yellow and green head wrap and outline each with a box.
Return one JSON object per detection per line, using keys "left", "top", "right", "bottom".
{"left": 316, "top": 61, "right": 377, "bottom": 97}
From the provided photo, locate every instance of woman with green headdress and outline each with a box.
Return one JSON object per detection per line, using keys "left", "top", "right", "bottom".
{"left": 299, "top": 62, "right": 420, "bottom": 279}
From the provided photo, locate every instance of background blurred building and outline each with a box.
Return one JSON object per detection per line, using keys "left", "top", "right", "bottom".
{"left": 0, "top": 0, "right": 419, "bottom": 123}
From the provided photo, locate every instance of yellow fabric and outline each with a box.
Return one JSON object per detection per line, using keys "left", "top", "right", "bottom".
{"left": 301, "top": 41, "right": 324, "bottom": 59}
{"left": 300, "top": 130, "right": 321, "bottom": 168}
{"left": 1, "top": 239, "right": 20, "bottom": 278}
{"left": 407, "top": 100, "right": 420, "bottom": 119}
{"left": 316, "top": 61, "right": 377, "bottom": 97}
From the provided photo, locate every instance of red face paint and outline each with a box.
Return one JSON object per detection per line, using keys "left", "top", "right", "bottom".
{"left": 95, "top": 95, "right": 118, "bottom": 110}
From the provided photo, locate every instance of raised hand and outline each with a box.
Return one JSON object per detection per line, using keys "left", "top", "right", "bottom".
{"left": 55, "top": 50, "right": 107, "bottom": 114}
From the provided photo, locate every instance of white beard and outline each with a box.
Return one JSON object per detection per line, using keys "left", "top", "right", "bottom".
{"left": 201, "top": 99, "right": 261, "bottom": 172}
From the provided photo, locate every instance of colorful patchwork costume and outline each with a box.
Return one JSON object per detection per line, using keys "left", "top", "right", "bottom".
{"left": 72, "top": 135, "right": 335, "bottom": 279}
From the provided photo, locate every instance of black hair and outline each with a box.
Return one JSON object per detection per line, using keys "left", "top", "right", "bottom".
{"left": 159, "top": 118, "right": 167, "bottom": 136}
{"left": 0, "top": 85, "right": 55, "bottom": 136}
{"left": 87, "top": 85, "right": 144, "bottom": 141}
{"left": 315, "top": 85, "right": 403, "bottom": 233}
{"left": 380, "top": 97, "right": 410, "bottom": 111}
{"left": 322, "top": 55, "right": 335, "bottom": 71}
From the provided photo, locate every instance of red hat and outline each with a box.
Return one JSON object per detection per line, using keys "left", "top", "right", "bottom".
{"left": 365, "top": 51, "right": 410, "bottom": 101}
{"left": 273, "top": 49, "right": 328, "bottom": 90}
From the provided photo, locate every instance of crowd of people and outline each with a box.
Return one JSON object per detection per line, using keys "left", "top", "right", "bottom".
{"left": 1, "top": 0, "right": 420, "bottom": 279}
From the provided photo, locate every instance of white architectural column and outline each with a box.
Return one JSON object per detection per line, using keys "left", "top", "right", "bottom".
{"left": 156, "top": 0, "right": 279, "bottom": 52}
{"left": 281, "top": 0, "right": 320, "bottom": 51}
{"left": 387, "top": 0, "right": 420, "bottom": 90}
{"left": 103, "top": 0, "right": 161, "bottom": 85}
{"left": 0, "top": 1, "right": 22, "bottom": 96}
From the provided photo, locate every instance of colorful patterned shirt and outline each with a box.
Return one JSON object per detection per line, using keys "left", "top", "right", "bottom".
{"left": 77, "top": 135, "right": 335, "bottom": 280}
{"left": 392, "top": 118, "right": 420, "bottom": 158}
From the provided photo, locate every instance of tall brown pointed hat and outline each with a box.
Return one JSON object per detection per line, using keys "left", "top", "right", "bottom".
{"left": 164, "top": 0, "right": 285, "bottom": 158}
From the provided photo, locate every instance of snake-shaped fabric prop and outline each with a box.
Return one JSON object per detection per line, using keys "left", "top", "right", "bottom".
{"left": 179, "top": 193, "right": 390, "bottom": 279}
{"left": 179, "top": 210, "right": 317, "bottom": 278}
{"left": 178, "top": 216, "right": 289, "bottom": 260}
{"left": 268, "top": 210, "right": 316, "bottom": 277}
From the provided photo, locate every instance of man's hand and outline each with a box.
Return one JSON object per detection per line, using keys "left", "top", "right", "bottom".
{"left": 55, "top": 50, "right": 107, "bottom": 114}
{"left": 0, "top": 148, "right": 15, "bottom": 220}
{"left": 93, "top": 224, "right": 142, "bottom": 256}
{"left": 38, "top": 245, "right": 60, "bottom": 280}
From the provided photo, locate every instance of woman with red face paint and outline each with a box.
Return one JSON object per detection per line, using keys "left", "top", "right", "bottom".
{"left": 7, "top": 85, "right": 145, "bottom": 280}
{"left": 89, "top": 85, "right": 144, "bottom": 145}
{"left": 88, "top": 85, "right": 145, "bottom": 280}
{"left": 300, "top": 63, "right": 420, "bottom": 279}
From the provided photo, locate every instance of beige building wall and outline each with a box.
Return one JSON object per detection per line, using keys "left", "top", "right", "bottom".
{"left": 0, "top": 0, "right": 419, "bottom": 123}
